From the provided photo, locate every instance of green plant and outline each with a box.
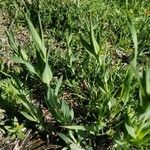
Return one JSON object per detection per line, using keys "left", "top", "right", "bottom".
{"left": 59, "top": 11, "right": 149, "bottom": 149}
{"left": 47, "top": 76, "right": 74, "bottom": 125}
{"left": 80, "top": 21, "right": 106, "bottom": 66}
{"left": 26, "top": 15, "right": 74, "bottom": 125}
{"left": 7, "top": 14, "right": 74, "bottom": 126}
{"left": 125, "top": 65, "right": 150, "bottom": 147}
{"left": 5, "top": 117, "right": 26, "bottom": 140}
{"left": 0, "top": 77, "right": 45, "bottom": 131}
{"left": 0, "top": 0, "right": 149, "bottom": 149}
{"left": 59, "top": 131, "right": 87, "bottom": 150}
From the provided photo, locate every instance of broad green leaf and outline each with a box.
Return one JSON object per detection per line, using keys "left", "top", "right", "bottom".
{"left": 42, "top": 63, "right": 52, "bottom": 86}
{"left": 26, "top": 15, "right": 46, "bottom": 60}
{"left": 46, "top": 88, "right": 66, "bottom": 124}
{"left": 47, "top": 88, "right": 59, "bottom": 110}
{"left": 25, "top": 62, "right": 37, "bottom": 75}
{"left": 55, "top": 76, "right": 63, "bottom": 96}
{"left": 60, "top": 100, "right": 74, "bottom": 123}
{"left": 125, "top": 124, "right": 136, "bottom": 139}
{"left": 61, "top": 100, "right": 68, "bottom": 118}
{"left": 128, "top": 17, "right": 138, "bottom": 66}
{"left": 61, "top": 100, "right": 73, "bottom": 121}
{"left": 69, "top": 130, "right": 77, "bottom": 143}
{"left": 90, "top": 22, "right": 100, "bottom": 55}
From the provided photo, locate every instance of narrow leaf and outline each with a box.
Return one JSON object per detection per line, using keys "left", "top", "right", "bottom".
{"left": 80, "top": 35, "right": 96, "bottom": 58}
{"left": 58, "top": 133, "right": 73, "bottom": 143}
{"left": 20, "top": 111, "right": 37, "bottom": 122}
{"left": 12, "top": 57, "right": 38, "bottom": 75}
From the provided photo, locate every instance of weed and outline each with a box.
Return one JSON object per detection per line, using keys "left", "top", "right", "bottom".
{"left": 0, "top": 0, "right": 149, "bottom": 149}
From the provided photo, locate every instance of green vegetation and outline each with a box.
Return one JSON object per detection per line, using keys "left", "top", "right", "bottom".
{"left": 0, "top": 0, "right": 150, "bottom": 149}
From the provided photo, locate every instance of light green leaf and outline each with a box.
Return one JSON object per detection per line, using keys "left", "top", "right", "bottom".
{"left": 90, "top": 22, "right": 100, "bottom": 55}
{"left": 62, "top": 125, "right": 94, "bottom": 132}
{"left": 70, "top": 108, "right": 74, "bottom": 121}
{"left": 62, "top": 125, "right": 86, "bottom": 131}
{"left": 69, "top": 130, "right": 77, "bottom": 143}
{"left": 55, "top": 76, "right": 63, "bottom": 96}
{"left": 12, "top": 57, "right": 38, "bottom": 75}
{"left": 20, "top": 49, "right": 28, "bottom": 61}
{"left": 58, "top": 133, "right": 73, "bottom": 143}
{"left": 120, "top": 64, "right": 134, "bottom": 103}
{"left": 11, "top": 56, "right": 24, "bottom": 64}
{"left": 125, "top": 124, "right": 136, "bottom": 139}
{"left": 6, "top": 30, "right": 18, "bottom": 53}
{"left": 20, "top": 111, "right": 37, "bottom": 122}
{"left": 25, "top": 62, "right": 37, "bottom": 75}
{"left": 70, "top": 143, "right": 84, "bottom": 150}
{"left": 128, "top": 17, "right": 138, "bottom": 66}
{"left": 146, "top": 65, "right": 150, "bottom": 95}
{"left": 42, "top": 63, "right": 52, "bottom": 86}
{"left": 61, "top": 100, "right": 68, "bottom": 118}
{"left": 26, "top": 15, "right": 46, "bottom": 60}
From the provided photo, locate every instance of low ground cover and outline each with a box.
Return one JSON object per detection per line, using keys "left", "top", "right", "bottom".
{"left": 0, "top": 0, "right": 150, "bottom": 149}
